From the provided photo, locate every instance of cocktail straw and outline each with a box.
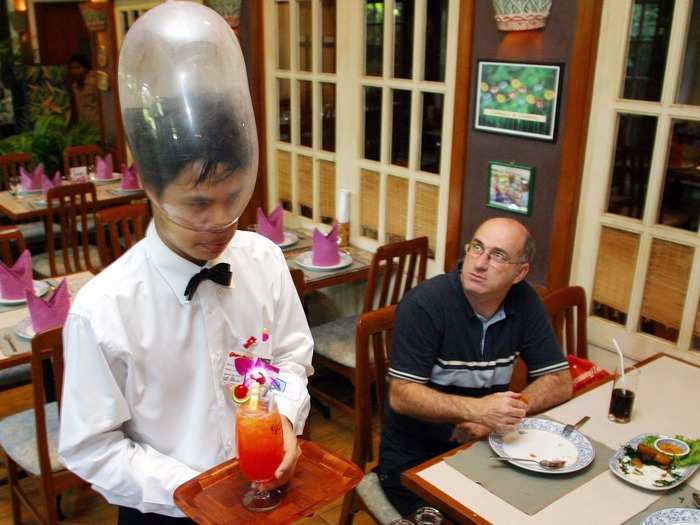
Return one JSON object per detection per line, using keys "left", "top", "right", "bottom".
{"left": 612, "top": 338, "right": 625, "bottom": 383}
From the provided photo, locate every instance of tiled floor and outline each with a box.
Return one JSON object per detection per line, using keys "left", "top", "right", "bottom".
{"left": 0, "top": 382, "right": 378, "bottom": 525}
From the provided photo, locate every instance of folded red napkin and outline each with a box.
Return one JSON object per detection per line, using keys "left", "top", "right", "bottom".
{"left": 0, "top": 250, "right": 33, "bottom": 300}
{"left": 25, "top": 278, "right": 70, "bottom": 333}
{"left": 120, "top": 163, "right": 141, "bottom": 190}
{"left": 95, "top": 153, "right": 113, "bottom": 180}
{"left": 20, "top": 164, "right": 45, "bottom": 191}
{"left": 255, "top": 204, "right": 284, "bottom": 244}
{"left": 41, "top": 171, "right": 62, "bottom": 197}
{"left": 311, "top": 223, "right": 340, "bottom": 266}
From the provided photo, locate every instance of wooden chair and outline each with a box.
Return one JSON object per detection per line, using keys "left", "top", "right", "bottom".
{"left": 543, "top": 285, "right": 588, "bottom": 359}
{"left": 62, "top": 144, "right": 102, "bottom": 176}
{"left": 309, "top": 237, "right": 428, "bottom": 416}
{"left": 339, "top": 305, "right": 400, "bottom": 525}
{"left": 0, "top": 152, "right": 33, "bottom": 191}
{"left": 95, "top": 203, "right": 149, "bottom": 268}
{"left": 0, "top": 327, "right": 86, "bottom": 525}
{"left": 32, "top": 182, "right": 100, "bottom": 277}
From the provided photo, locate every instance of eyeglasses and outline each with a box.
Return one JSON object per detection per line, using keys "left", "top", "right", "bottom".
{"left": 466, "top": 241, "right": 526, "bottom": 266}
{"left": 150, "top": 198, "right": 240, "bottom": 233}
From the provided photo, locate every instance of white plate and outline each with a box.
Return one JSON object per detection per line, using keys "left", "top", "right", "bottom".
{"left": 609, "top": 434, "right": 698, "bottom": 491}
{"left": 93, "top": 172, "right": 122, "bottom": 184}
{"left": 0, "top": 280, "right": 50, "bottom": 305}
{"left": 14, "top": 317, "right": 35, "bottom": 340}
{"left": 19, "top": 188, "right": 43, "bottom": 194}
{"left": 295, "top": 251, "right": 353, "bottom": 272}
{"left": 641, "top": 508, "right": 700, "bottom": 525}
{"left": 277, "top": 231, "right": 298, "bottom": 248}
{"left": 112, "top": 186, "right": 144, "bottom": 194}
{"left": 488, "top": 417, "right": 595, "bottom": 474}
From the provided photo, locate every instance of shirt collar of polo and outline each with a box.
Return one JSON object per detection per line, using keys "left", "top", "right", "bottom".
{"left": 144, "top": 222, "right": 234, "bottom": 305}
{"left": 452, "top": 260, "right": 519, "bottom": 318}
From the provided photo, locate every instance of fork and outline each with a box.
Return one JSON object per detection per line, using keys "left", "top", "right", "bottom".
{"left": 3, "top": 333, "right": 19, "bottom": 354}
{"left": 562, "top": 415, "right": 590, "bottom": 437}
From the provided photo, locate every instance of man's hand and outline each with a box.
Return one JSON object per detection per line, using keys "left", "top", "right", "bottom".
{"left": 263, "top": 416, "right": 300, "bottom": 490}
{"left": 475, "top": 391, "right": 527, "bottom": 432}
{"left": 450, "top": 421, "right": 491, "bottom": 443}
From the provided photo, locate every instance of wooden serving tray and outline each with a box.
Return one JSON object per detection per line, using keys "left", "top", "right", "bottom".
{"left": 174, "top": 440, "right": 363, "bottom": 524}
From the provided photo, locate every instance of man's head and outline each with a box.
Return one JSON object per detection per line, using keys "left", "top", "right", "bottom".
{"left": 460, "top": 218, "right": 533, "bottom": 300}
{"left": 67, "top": 53, "right": 90, "bottom": 83}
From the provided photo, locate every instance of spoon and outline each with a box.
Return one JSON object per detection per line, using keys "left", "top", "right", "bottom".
{"left": 489, "top": 456, "right": 566, "bottom": 469}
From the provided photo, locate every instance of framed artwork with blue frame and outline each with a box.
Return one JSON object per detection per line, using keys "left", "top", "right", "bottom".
{"left": 487, "top": 161, "right": 535, "bottom": 215}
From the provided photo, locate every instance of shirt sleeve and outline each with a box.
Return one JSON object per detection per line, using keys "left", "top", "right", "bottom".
{"left": 58, "top": 313, "right": 200, "bottom": 516}
{"left": 518, "top": 287, "right": 569, "bottom": 379}
{"left": 270, "top": 249, "right": 314, "bottom": 435}
{"left": 388, "top": 293, "right": 442, "bottom": 384}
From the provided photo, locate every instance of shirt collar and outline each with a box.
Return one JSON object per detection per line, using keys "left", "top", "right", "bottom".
{"left": 144, "top": 222, "right": 234, "bottom": 305}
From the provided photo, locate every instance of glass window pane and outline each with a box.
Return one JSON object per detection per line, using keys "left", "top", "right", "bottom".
{"left": 677, "top": 0, "right": 700, "bottom": 105}
{"left": 277, "top": 150, "right": 292, "bottom": 211}
{"left": 385, "top": 175, "right": 408, "bottom": 243}
{"left": 298, "top": 155, "right": 313, "bottom": 218}
{"left": 420, "top": 92, "right": 443, "bottom": 173}
{"left": 364, "top": 86, "right": 382, "bottom": 161}
{"left": 319, "top": 160, "right": 335, "bottom": 224}
{"left": 365, "top": 1, "right": 384, "bottom": 76}
{"left": 424, "top": 0, "right": 448, "bottom": 82}
{"left": 414, "top": 182, "right": 438, "bottom": 258}
{"left": 592, "top": 227, "right": 640, "bottom": 326}
{"left": 298, "top": 0, "right": 312, "bottom": 71}
{"left": 277, "top": 1, "right": 290, "bottom": 70}
{"left": 299, "top": 80, "right": 312, "bottom": 147}
{"left": 321, "top": 0, "right": 336, "bottom": 74}
{"left": 606, "top": 113, "right": 658, "bottom": 219}
{"left": 657, "top": 120, "right": 700, "bottom": 231}
{"left": 639, "top": 239, "right": 692, "bottom": 343}
{"left": 391, "top": 89, "right": 411, "bottom": 167}
{"left": 321, "top": 83, "right": 336, "bottom": 152}
{"left": 360, "top": 169, "right": 379, "bottom": 239}
{"left": 622, "top": 0, "right": 675, "bottom": 101}
{"left": 393, "top": 0, "right": 414, "bottom": 79}
{"left": 279, "top": 79, "right": 291, "bottom": 143}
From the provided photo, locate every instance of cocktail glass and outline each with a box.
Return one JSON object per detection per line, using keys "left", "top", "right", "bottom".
{"left": 236, "top": 391, "right": 285, "bottom": 511}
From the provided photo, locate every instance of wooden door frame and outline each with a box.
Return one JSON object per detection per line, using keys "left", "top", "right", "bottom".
{"left": 444, "top": 0, "right": 605, "bottom": 291}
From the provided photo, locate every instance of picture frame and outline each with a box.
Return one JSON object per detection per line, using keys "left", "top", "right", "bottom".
{"left": 474, "top": 60, "right": 563, "bottom": 142}
{"left": 487, "top": 161, "right": 535, "bottom": 215}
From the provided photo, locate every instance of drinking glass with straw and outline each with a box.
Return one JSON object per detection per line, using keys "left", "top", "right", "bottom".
{"left": 608, "top": 338, "right": 640, "bottom": 423}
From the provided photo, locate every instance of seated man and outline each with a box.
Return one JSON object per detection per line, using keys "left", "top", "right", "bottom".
{"left": 378, "top": 217, "right": 572, "bottom": 515}
{"left": 58, "top": 4, "right": 313, "bottom": 524}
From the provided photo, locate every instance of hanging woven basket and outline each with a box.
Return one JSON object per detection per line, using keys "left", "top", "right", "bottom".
{"left": 492, "top": 0, "right": 552, "bottom": 31}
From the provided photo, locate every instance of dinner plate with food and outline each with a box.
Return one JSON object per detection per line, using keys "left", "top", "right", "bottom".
{"left": 488, "top": 417, "right": 595, "bottom": 474}
{"left": 609, "top": 434, "right": 699, "bottom": 491}
{"left": 640, "top": 508, "right": 700, "bottom": 525}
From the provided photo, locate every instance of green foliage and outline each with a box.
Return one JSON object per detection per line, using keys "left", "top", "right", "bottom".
{"left": 0, "top": 115, "right": 99, "bottom": 174}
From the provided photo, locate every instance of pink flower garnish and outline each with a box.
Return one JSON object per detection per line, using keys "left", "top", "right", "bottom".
{"left": 234, "top": 357, "right": 279, "bottom": 387}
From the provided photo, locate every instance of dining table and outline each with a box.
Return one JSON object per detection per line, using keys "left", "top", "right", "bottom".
{"left": 402, "top": 353, "right": 700, "bottom": 525}
{"left": 0, "top": 180, "right": 145, "bottom": 222}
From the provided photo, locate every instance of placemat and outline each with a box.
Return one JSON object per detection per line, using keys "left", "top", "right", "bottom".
{"left": 622, "top": 484, "right": 700, "bottom": 525}
{"left": 444, "top": 428, "right": 614, "bottom": 515}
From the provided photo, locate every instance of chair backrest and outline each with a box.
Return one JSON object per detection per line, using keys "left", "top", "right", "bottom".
{"left": 0, "top": 226, "right": 27, "bottom": 265}
{"left": 289, "top": 267, "right": 305, "bottom": 302}
{"left": 363, "top": 236, "right": 428, "bottom": 314}
{"left": 62, "top": 144, "right": 102, "bottom": 175}
{"left": 95, "top": 203, "right": 149, "bottom": 268}
{"left": 543, "top": 285, "right": 588, "bottom": 359}
{"left": 46, "top": 182, "right": 98, "bottom": 276}
{"left": 352, "top": 304, "right": 396, "bottom": 471}
{"left": 30, "top": 327, "right": 65, "bottom": 490}
{"left": 0, "top": 152, "right": 33, "bottom": 191}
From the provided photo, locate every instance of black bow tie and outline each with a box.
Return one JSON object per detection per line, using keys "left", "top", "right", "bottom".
{"left": 184, "top": 262, "right": 232, "bottom": 301}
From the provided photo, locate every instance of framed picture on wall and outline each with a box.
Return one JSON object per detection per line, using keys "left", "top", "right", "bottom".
{"left": 474, "top": 60, "right": 563, "bottom": 142}
{"left": 487, "top": 161, "right": 535, "bottom": 215}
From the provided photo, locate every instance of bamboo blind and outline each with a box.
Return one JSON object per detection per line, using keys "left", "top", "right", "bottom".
{"left": 319, "top": 160, "right": 335, "bottom": 222}
{"left": 298, "top": 155, "right": 313, "bottom": 216}
{"left": 592, "top": 227, "right": 640, "bottom": 314}
{"left": 385, "top": 175, "right": 407, "bottom": 242}
{"left": 360, "top": 169, "right": 379, "bottom": 239}
{"left": 640, "top": 239, "right": 692, "bottom": 331}
{"left": 277, "top": 150, "right": 292, "bottom": 208}
{"left": 414, "top": 182, "right": 438, "bottom": 257}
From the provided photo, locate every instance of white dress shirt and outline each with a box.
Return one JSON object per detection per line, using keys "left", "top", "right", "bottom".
{"left": 58, "top": 223, "right": 313, "bottom": 517}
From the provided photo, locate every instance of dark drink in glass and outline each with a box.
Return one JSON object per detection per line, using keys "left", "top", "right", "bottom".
{"left": 608, "top": 388, "right": 635, "bottom": 423}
